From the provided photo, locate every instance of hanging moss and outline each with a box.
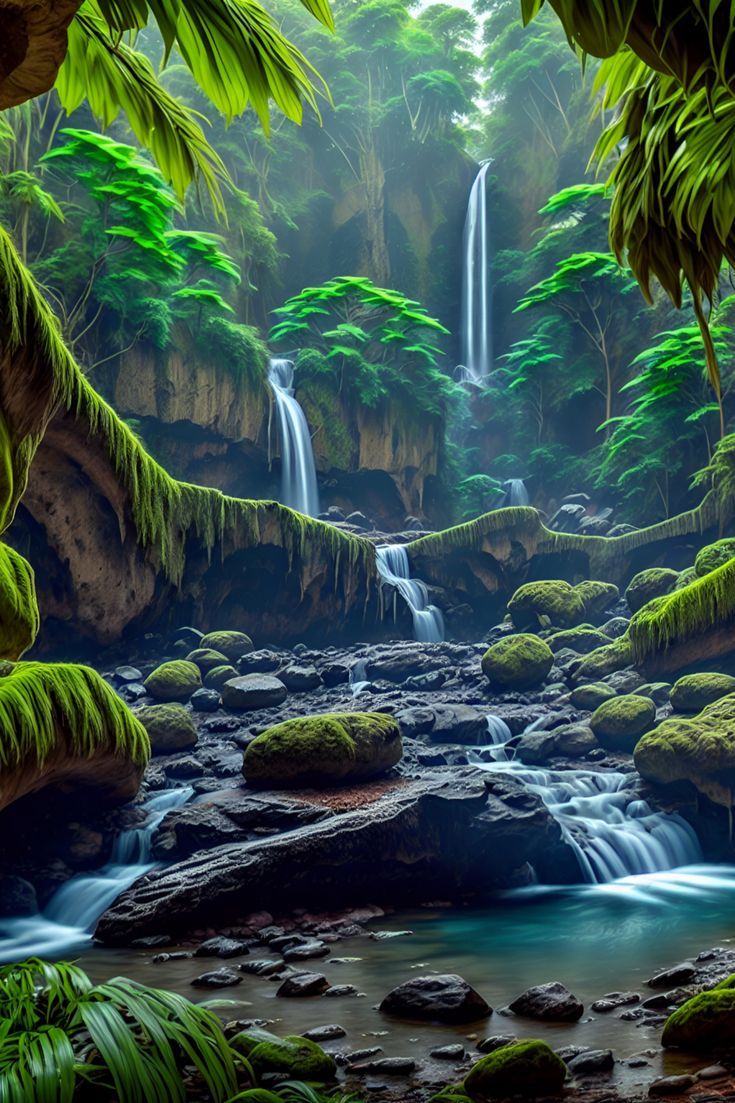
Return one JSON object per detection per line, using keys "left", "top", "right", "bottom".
{"left": 0, "top": 661, "right": 150, "bottom": 771}
{"left": 0, "top": 543, "right": 40, "bottom": 660}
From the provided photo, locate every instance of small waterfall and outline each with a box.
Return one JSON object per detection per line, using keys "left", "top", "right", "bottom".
{"left": 349, "top": 657, "right": 370, "bottom": 697}
{"left": 503, "top": 478, "right": 529, "bottom": 507}
{"left": 460, "top": 162, "right": 492, "bottom": 384}
{"left": 268, "top": 357, "right": 320, "bottom": 517}
{"left": 375, "top": 544, "right": 445, "bottom": 643}
{"left": 0, "top": 787, "right": 193, "bottom": 962}
{"left": 484, "top": 714, "right": 513, "bottom": 761}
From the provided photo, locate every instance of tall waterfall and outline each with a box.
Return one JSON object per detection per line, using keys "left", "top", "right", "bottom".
{"left": 460, "top": 162, "right": 492, "bottom": 384}
{"left": 268, "top": 357, "right": 320, "bottom": 517}
{"left": 375, "top": 544, "right": 445, "bottom": 643}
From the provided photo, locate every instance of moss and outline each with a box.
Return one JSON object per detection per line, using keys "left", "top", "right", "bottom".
{"left": 430, "top": 1087, "right": 472, "bottom": 1103}
{"left": 508, "top": 580, "right": 586, "bottom": 629}
{"left": 481, "top": 634, "right": 554, "bottom": 691}
{"left": 0, "top": 661, "right": 149, "bottom": 770}
{"left": 184, "top": 647, "right": 230, "bottom": 674}
{"left": 670, "top": 673, "right": 735, "bottom": 713}
{"left": 236, "top": 1034, "right": 336, "bottom": 1080}
{"left": 547, "top": 626, "right": 613, "bottom": 654}
{"left": 674, "top": 565, "right": 698, "bottom": 590}
{"left": 296, "top": 378, "right": 356, "bottom": 471}
{"left": 590, "top": 694, "right": 656, "bottom": 751}
{"left": 570, "top": 682, "right": 618, "bottom": 710}
{"left": 144, "top": 660, "right": 202, "bottom": 701}
{"left": 199, "top": 630, "right": 253, "bottom": 662}
{"left": 662, "top": 987, "right": 735, "bottom": 1050}
{"left": 625, "top": 568, "right": 680, "bottom": 613}
{"left": 0, "top": 543, "right": 40, "bottom": 660}
{"left": 694, "top": 537, "right": 735, "bottom": 577}
{"left": 243, "top": 712, "right": 402, "bottom": 787}
{"left": 574, "top": 580, "right": 620, "bottom": 619}
{"left": 203, "top": 664, "right": 238, "bottom": 691}
{"left": 463, "top": 1040, "right": 566, "bottom": 1099}
{"left": 571, "top": 637, "right": 633, "bottom": 682}
{"left": 133, "top": 703, "right": 196, "bottom": 755}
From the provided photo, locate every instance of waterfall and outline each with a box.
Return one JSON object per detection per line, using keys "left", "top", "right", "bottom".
{"left": 503, "top": 478, "right": 529, "bottom": 507}
{"left": 268, "top": 357, "right": 320, "bottom": 517}
{"left": 0, "top": 787, "right": 193, "bottom": 963}
{"left": 375, "top": 544, "right": 445, "bottom": 643}
{"left": 484, "top": 714, "right": 513, "bottom": 760}
{"left": 349, "top": 657, "right": 370, "bottom": 697}
{"left": 460, "top": 162, "right": 492, "bottom": 384}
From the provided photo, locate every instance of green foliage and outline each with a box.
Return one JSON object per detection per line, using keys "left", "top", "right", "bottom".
{"left": 0, "top": 543, "right": 40, "bottom": 660}
{"left": 456, "top": 474, "right": 504, "bottom": 521}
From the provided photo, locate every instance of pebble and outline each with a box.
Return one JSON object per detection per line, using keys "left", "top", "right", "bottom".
{"left": 302, "top": 1024, "right": 347, "bottom": 1042}
{"left": 430, "top": 1044, "right": 465, "bottom": 1061}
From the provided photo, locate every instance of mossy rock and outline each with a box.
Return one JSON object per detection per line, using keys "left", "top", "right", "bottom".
{"left": 199, "top": 630, "right": 254, "bottom": 662}
{"left": 243, "top": 712, "right": 402, "bottom": 788}
{"left": 574, "top": 580, "right": 620, "bottom": 620}
{"left": 508, "top": 580, "right": 586, "bottom": 629}
{"left": 635, "top": 693, "right": 735, "bottom": 806}
{"left": 481, "top": 634, "right": 554, "bottom": 691}
{"left": 204, "top": 664, "right": 239, "bottom": 692}
{"left": 634, "top": 682, "right": 672, "bottom": 706}
{"left": 674, "top": 566, "right": 698, "bottom": 590}
{"left": 430, "top": 1086, "right": 472, "bottom": 1103}
{"left": 694, "top": 537, "right": 735, "bottom": 578}
{"left": 670, "top": 673, "right": 735, "bottom": 713}
{"left": 0, "top": 543, "right": 40, "bottom": 661}
{"left": 463, "top": 1040, "right": 566, "bottom": 1100}
{"left": 144, "top": 660, "right": 202, "bottom": 702}
{"left": 133, "top": 703, "right": 197, "bottom": 754}
{"left": 625, "top": 568, "right": 679, "bottom": 613}
{"left": 570, "top": 682, "right": 617, "bottom": 710}
{"left": 547, "top": 626, "right": 612, "bottom": 655}
{"left": 234, "top": 1032, "right": 336, "bottom": 1080}
{"left": 662, "top": 987, "right": 735, "bottom": 1050}
{"left": 590, "top": 694, "right": 656, "bottom": 752}
{"left": 185, "top": 647, "right": 230, "bottom": 675}
{"left": 571, "top": 637, "right": 633, "bottom": 683}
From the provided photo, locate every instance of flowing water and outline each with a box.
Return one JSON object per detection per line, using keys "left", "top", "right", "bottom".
{"left": 460, "top": 162, "right": 492, "bottom": 384}
{"left": 375, "top": 544, "right": 445, "bottom": 643}
{"left": 502, "top": 477, "right": 529, "bottom": 506}
{"left": 268, "top": 357, "right": 320, "bottom": 517}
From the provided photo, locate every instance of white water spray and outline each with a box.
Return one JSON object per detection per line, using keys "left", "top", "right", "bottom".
{"left": 460, "top": 163, "right": 492, "bottom": 384}
{"left": 375, "top": 544, "right": 445, "bottom": 643}
{"left": 503, "top": 478, "right": 529, "bottom": 506}
{"left": 268, "top": 358, "right": 320, "bottom": 517}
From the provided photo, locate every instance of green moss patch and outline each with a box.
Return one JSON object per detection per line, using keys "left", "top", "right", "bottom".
{"left": 482, "top": 634, "right": 554, "bottom": 691}
{"left": 0, "top": 543, "right": 39, "bottom": 660}
{"left": 670, "top": 673, "right": 735, "bottom": 713}
{"left": 185, "top": 648, "right": 229, "bottom": 674}
{"left": 463, "top": 1040, "right": 566, "bottom": 1099}
{"left": 591, "top": 694, "right": 656, "bottom": 752}
{"left": 695, "top": 537, "right": 735, "bottom": 577}
{"left": 133, "top": 703, "right": 196, "bottom": 755}
{"left": 508, "top": 580, "right": 586, "bottom": 629}
{"left": 547, "top": 626, "right": 612, "bottom": 654}
{"left": 570, "top": 682, "right": 617, "bottom": 710}
{"left": 625, "top": 568, "right": 679, "bottom": 613}
{"left": 635, "top": 693, "right": 735, "bottom": 804}
{"left": 144, "top": 660, "right": 202, "bottom": 702}
{"left": 199, "top": 630, "right": 253, "bottom": 662}
{"left": 203, "top": 664, "right": 238, "bottom": 691}
{"left": 662, "top": 987, "right": 735, "bottom": 1050}
{"left": 571, "top": 637, "right": 633, "bottom": 683}
{"left": 574, "top": 580, "right": 620, "bottom": 619}
{"left": 234, "top": 1032, "right": 336, "bottom": 1080}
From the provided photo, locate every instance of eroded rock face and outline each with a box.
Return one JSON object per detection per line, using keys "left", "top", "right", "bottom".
{"left": 95, "top": 768, "right": 576, "bottom": 943}
{"left": 0, "top": 0, "right": 84, "bottom": 108}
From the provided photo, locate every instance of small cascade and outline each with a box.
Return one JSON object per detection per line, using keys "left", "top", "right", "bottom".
{"left": 484, "top": 714, "right": 513, "bottom": 760}
{"left": 349, "top": 657, "right": 370, "bottom": 697}
{"left": 268, "top": 357, "right": 320, "bottom": 517}
{"left": 502, "top": 478, "right": 529, "bottom": 507}
{"left": 0, "top": 787, "right": 193, "bottom": 962}
{"left": 460, "top": 162, "right": 492, "bottom": 384}
{"left": 375, "top": 544, "right": 445, "bottom": 643}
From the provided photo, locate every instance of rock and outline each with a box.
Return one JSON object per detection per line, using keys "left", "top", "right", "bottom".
{"left": 482, "top": 634, "right": 554, "bottom": 691}
{"left": 567, "top": 1049, "right": 614, "bottom": 1074}
{"left": 238, "top": 650, "right": 283, "bottom": 674}
{"left": 360, "top": 1057, "right": 415, "bottom": 1074}
{"left": 0, "top": 875, "right": 37, "bottom": 916}
{"left": 221, "top": 674, "right": 288, "bottom": 710}
{"left": 670, "top": 672, "right": 735, "bottom": 713}
{"left": 464, "top": 1040, "right": 567, "bottom": 1099}
{"left": 625, "top": 568, "right": 679, "bottom": 613}
{"left": 476, "top": 1036, "right": 518, "bottom": 1054}
{"left": 694, "top": 537, "right": 735, "bottom": 577}
{"left": 509, "top": 981, "right": 583, "bottom": 1022}
{"left": 199, "top": 630, "right": 254, "bottom": 662}
{"left": 204, "top": 664, "right": 239, "bottom": 692}
{"left": 515, "top": 731, "right": 558, "bottom": 765}
{"left": 508, "top": 580, "right": 586, "bottom": 629}
{"left": 172, "top": 627, "right": 204, "bottom": 647}
{"left": 346, "top": 510, "right": 371, "bottom": 530}
{"left": 233, "top": 1031, "right": 336, "bottom": 1080}
{"left": 321, "top": 662, "right": 350, "bottom": 687}
{"left": 190, "top": 688, "right": 221, "bottom": 712}
{"left": 647, "top": 962, "right": 695, "bottom": 988}
{"left": 302, "top": 1024, "right": 346, "bottom": 1041}
{"left": 133, "top": 703, "right": 197, "bottom": 754}
{"left": 553, "top": 723, "right": 597, "bottom": 757}
{"left": 277, "top": 972, "right": 330, "bottom": 997}
{"left": 590, "top": 694, "right": 656, "bottom": 751}
{"left": 661, "top": 985, "right": 735, "bottom": 1049}
{"left": 282, "top": 940, "right": 330, "bottom": 962}
{"left": 572, "top": 638, "right": 633, "bottom": 683}
{"left": 601, "top": 616, "right": 631, "bottom": 639}
{"left": 648, "top": 1075, "right": 696, "bottom": 1095}
{"left": 194, "top": 936, "right": 249, "bottom": 958}
{"left": 240, "top": 960, "right": 283, "bottom": 976}
{"left": 279, "top": 664, "right": 322, "bottom": 692}
{"left": 380, "top": 974, "right": 491, "bottom": 1024}
{"left": 591, "top": 992, "right": 639, "bottom": 1012}
{"left": 190, "top": 967, "right": 242, "bottom": 988}
{"left": 366, "top": 647, "right": 446, "bottom": 683}
{"left": 574, "top": 581, "right": 620, "bottom": 620}
{"left": 185, "top": 647, "right": 230, "bottom": 675}
{"left": 324, "top": 984, "right": 358, "bottom": 998}
{"left": 570, "top": 682, "right": 617, "bottom": 710}
{"left": 118, "top": 682, "right": 148, "bottom": 703}
{"left": 547, "top": 627, "right": 612, "bottom": 654}
{"left": 634, "top": 681, "right": 672, "bottom": 706}
{"left": 427, "top": 704, "right": 490, "bottom": 745}
{"left": 243, "top": 712, "right": 402, "bottom": 788}
{"left": 430, "top": 1044, "right": 465, "bottom": 1060}
{"left": 144, "top": 660, "right": 202, "bottom": 702}
{"left": 114, "top": 665, "right": 143, "bottom": 683}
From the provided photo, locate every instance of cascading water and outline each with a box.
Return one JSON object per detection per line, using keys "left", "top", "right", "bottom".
{"left": 349, "top": 656, "right": 370, "bottom": 697}
{"left": 268, "top": 357, "right": 320, "bottom": 517}
{"left": 502, "top": 478, "right": 529, "bottom": 506}
{"left": 375, "top": 544, "right": 445, "bottom": 643}
{"left": 0, "top": 787, "right": 193, "bottom": 962}
{"left": 460, "top": 162, "right": 492, "bottom": 384}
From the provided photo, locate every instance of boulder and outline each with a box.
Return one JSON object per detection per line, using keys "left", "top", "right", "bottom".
{"left": 554, "top": 723, "right": 597, "bottom": 758}
{"left": 547, "top": 627, "right": 612, "bottom": 654}
{"left": 203, "top": 664, "right": 238, "bottom": 692}
{"left": 133, "top": 704, "right": 197, "bottom": 754}
{"left": 694, "top": 538, "right": 735, "bottom": 577}
{"left": 279, "top": 664, "right": 322, "bottom": 692}
{"left": 508, "top": 580, "right": 586, "bottom": 629}
{"left": 482, "top": 634, "right": 553, "bottom": 691}
{"left": 243, "top": 712, "right": 402, "bottom": 787}
{"left": 380, "top": 974, "right": 491, "bottom": 1024}
{"left": 144, "top": 660, "right": 202, "bottom": 702}
{"left": 185, "top": 647, "right": 230, "bottom": 675}
{"left": 463, "top": 1040, "right": 567, "bottom": 1100}
{"left": 221, "top": 674, "right": 287, "bottom": 710}
{"left": 571, "top": 638, "right": 633, "bottom": 683}
{"left": 670, "top": 673, "right": 735, "bottom": 713}
{"left": 574, "top": 580, "right": 620, "bottom": 620}
{"left": 233, "top": 1031, "right": 336, "bottom": 1080}
{"left": 190, "top": 688, "right": 221, "bottom": 712}
{"left": 662, "top": 986, "right": 735, "bottom": 1050}
{"left": 625, "top": 568, "right": 679, "bottom": 613}
{"left": 509, "top": 981, "right": 583, "bottom": 1022}
{"left": 570, "top": 682, "right": 617, "bottom": 710}
{"left": 199, "top": 630, "right": 254, "bottom": 661}
{"left": 590, "top": 695, "right": 656, "bottom": 752}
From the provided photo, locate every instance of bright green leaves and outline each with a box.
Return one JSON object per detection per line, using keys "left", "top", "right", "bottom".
{"left": 516, "top": 251, "right": 637, "bottom": 312}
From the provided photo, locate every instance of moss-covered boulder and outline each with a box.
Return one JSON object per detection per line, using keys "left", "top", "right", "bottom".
{"left": 481, "top": 634, "right": 554, "bottom": 691}
{"left": 625, "top": 568, "right": 679, "bottom": 613}
{"left": 574, "top": 580, "right": 620, "bottom": 620}
{"left": 571, "top": 637, "right": 633, "bottom": 683}
{"left": 0, "top": 543, "right": 40, "bottom": 661}
{"left": 185, "top": 647, "right": 230, "bottom": 675}
{"left": 243, "top": 712, "right": 402, "bottom": 788}
{"left": 199, "top": 630, "right": 254, "bottom": 662}
{"left": 547, "top": 626, "right": 612, "bottom": 654}
{"left": 144, "top": 660, "right": 202, "bottom": 701}
{"left": 463, "top": 1040, "right": 566, "bottom": 1100}
{"left": 133, "top": 703, "right": 197, "bottom": 754}
{"left": 670, "top": 673, "right": 735, "bottom": 713}
{"left": 233, "top": 1031, "right": 336, "bottom": 1080}
{"left": 570, "top": 682, "right": 617, "bottom": 710}
{"left": 203, "top": 664, "right": 238, "bottom": 692}
{"left": 662, "top": 987, "right": 735, "bottom": 1050}
{"left": 430, "top": 1087, "right": 472, "bottom": 1103}
{"left": 694, "top": 537, "right": 735, "bottom": 577}
{"left": 674, "top": 565, "right": 698, "bottom": 590}
{"left": 635, "top": 693, "right": 735, "bottom": 807}
{"left": 590, "top": 694, "right": 656, "bottom": 751}
{"left": 508, "top": 580, "right": 586, "bottom": 629}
